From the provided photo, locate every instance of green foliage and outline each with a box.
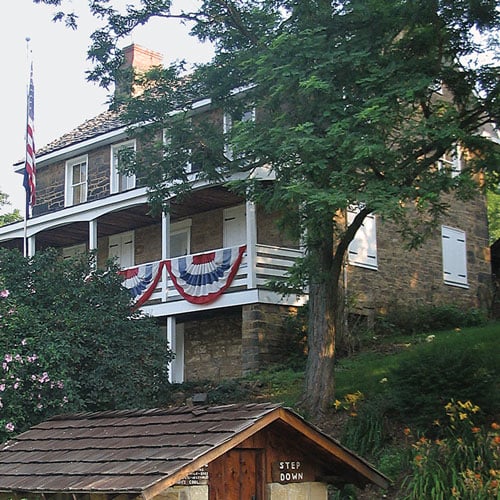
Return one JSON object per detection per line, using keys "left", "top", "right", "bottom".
{"left": 402, "top": 401, "right": 500, "bottom": 499}
{"left": 0, "top": 190, "right": 22, "bottom": 227}
{"left": 341, "top": 396, "right": 392, "bottom": 458}
{"left": 387, "top": 342, "right": 499, "bottom": 432}
{"left": 79, "top": 0, "right": 499, "bottom": 416}
{"left": 0, "top": 248, "right": 172, "bottom": 439}
{"left": 374, "top": 304, "right": 487, "bottom": 336}
{"left": 488, "top": 188, "right": 500, "bottom": 244}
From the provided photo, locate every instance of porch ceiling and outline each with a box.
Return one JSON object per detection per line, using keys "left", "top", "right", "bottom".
{"left": 35, "top": 186, "right": 244, "bottom": 249}
{"left": 169, "top": 186, "right": 244, "bottom": 219}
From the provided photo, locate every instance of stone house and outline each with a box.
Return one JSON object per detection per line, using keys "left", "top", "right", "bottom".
{"left": 0, "top": 44, "right": 492, "bottom": 383}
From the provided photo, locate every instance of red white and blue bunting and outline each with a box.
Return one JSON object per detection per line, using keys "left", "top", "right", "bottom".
{"left": 119, "top": 261, "right": 164, "bottom": 309}
{"left": 165, "top": 245, "right": 246, "bottom": 304}
{"left": 119, "top": 245, "right": 246, "bottom": 308}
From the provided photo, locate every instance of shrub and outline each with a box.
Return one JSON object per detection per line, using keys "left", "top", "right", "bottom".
{"left": 387, "top": 344, "right": 499, "bottom": 432}
{"left": 374, "top": 304, "right": 487, "bottom": 336}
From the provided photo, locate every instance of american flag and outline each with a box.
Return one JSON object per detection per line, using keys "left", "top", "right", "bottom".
{"left": 23, "top": 62, "right": 36, "bottom": 217}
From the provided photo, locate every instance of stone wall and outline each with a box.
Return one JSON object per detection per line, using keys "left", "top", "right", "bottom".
{"left": 267, "top": 482, "right": 327, "bottom": 499}
{"left": 181, "top": 303, "right": 295, "bottom": 380}
{"left": 242, "top": 303, "right": 296, "bottom": 374}
{"left": 35, "top": 145, "right": 112, "bottom": 217}
{"left": 182, "top": 308, "right": 242, "bottom": 381}
{"left": 33, "top": 160, "right": 65, "bottom": 216}
{"left": 346, "top": 193, "right": 492, "bottom": 318}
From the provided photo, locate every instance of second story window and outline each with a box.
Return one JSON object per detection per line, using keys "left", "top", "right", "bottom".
{"left": 223, "top": 108, "right": 255, "bottom": 161}
{"left": 438, "top": 144, "right": 462, "bottom": 178}
{"left": 111, "top": 140, "right": 136, "bottom": 194}
{"left": 347, "top": 207, "right": 378, "bottom": 270}
{"left": 65, "top": 155, "right": 88, "bottom": 207}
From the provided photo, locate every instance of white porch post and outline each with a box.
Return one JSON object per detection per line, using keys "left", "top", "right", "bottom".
{"left": 166, "top": 316, "right": 185, "bottom": 383}
{"left": 246, "top": 199, "right": 257, "bottom": 289}
{"left": 89, "top": 219, "right": 98, "bottom": 251}
{"left": 27, "top": 235, "right": 36, "bottom": 257}
{"left": 161, "top": 210, "right": 170, "bottom": 302}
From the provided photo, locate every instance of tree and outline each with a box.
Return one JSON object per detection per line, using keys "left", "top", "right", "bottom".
{"left": 0, "top": 191, "right": 21, "bottom": 227}
{"left": 35, "top": 0, "right": 499, "bottom": 417}
{"left": 0, "top": 248, "right": 171, "bottom": 439}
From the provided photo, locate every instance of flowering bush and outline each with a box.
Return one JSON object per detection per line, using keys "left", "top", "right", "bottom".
{"left": 403, "top": 400, "right": 500, "bottom": 499}
{"left": 0, "top": 288, "right": 67, "bottom": 442}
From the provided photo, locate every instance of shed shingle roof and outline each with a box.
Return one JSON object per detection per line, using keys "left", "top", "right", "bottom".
{"left": 0, "top": 402, "right": 389, "bottom": 496}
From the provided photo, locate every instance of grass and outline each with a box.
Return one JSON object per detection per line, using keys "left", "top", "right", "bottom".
{"left": 170, "top": 321, "right": 500, "bottom": 411}
{"left": 335, "top": 322, "right": 500, "bottom": 402}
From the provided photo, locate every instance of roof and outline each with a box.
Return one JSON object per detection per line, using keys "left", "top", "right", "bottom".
{"left": 0, "top": 402, "right": 389, "bottom": 496}
{"left": 14, "top": 109, "right": 127, "bottom": 164}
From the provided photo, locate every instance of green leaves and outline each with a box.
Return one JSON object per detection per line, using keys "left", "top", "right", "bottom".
{"left": 0, "top": 248, "right": 171, "bottom": 439}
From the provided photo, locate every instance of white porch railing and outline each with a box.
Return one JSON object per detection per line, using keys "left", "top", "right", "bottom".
{"left": 123, "top": 244, "right": 302, "bottom": 307}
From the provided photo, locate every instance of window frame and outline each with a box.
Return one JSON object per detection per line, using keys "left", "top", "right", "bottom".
{"left": 223, "top": 108, "right": 256, "bottom": 161}
{"left": 347, "top": 207, "right": 378, "bottom": 270}
{"left": 65, "top": 155, "right": 88, "bottom": 207}
{"left": 169, "top": 219, "right": 192, "bottom": 258}
{"left": 110, "top": 140, "right": 136, "bottom": 194}
{"left": 438, "top": 144, "right": 462, "bottom": 178}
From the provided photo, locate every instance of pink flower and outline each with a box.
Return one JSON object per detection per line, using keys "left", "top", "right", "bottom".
{"left": 5, "top": 422, "right": 14, "bottom": 432}
{"left": 4, "top": 354, "right": 12, "bottom": 363}
{"left": 0, "top": 384, "right": 4, "bottom": 391}
{"left": 21, "top": 339, "right": 27, "bottom": 346}
{"left": 0, "top": 290, "right": 9, "bottom": 298}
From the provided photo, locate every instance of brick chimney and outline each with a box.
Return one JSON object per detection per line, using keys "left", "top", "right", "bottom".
{"left": 115, "top": 44, "right": 163, "bottom": 98}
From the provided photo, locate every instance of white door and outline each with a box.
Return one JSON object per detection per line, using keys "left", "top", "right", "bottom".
{"left": 223, "top": 205, "right": 246, "bottom": 247}
{"left": 108, "top": 231, "right": 134, "bottom": 268}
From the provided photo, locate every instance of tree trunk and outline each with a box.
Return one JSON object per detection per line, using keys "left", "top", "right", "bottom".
{"left": 300, "top": 243, "right": 343, "bottom": 420}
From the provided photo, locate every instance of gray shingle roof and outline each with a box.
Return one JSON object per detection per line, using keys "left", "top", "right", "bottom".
{"left": 36, "top": 108, "right": 127, "bottom": 158}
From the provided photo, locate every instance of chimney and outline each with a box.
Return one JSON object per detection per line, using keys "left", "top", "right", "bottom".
{"left": 115, "top": 44, "right": 163, "bottom": 99}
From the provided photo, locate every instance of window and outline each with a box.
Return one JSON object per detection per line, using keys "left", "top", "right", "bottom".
{"left": 65, "top": 156, "right": 88, "bottom": 206}
{"left": 442, "top": 226, "right": 468, "bottom": 287}
{"left": 62, "top": 243, "right": 86, "bottom": 260}
{"left": 169, "top": 219, "right": 191, "bottom": 258}
{"left": 162, "top": 128, "right": 197, "bottom": 174}
{"left": 438, "top": 145, "right": 462, "bottom": 178}
{"left": 223, "top": 205, "right": 246, "bottom": 247}
{"left": 108, "top": 231, "right": 134, "bottom": 268}
{"left": 111, "top": 140, "right": 136, "bottom": 194}
{"left": 223, "top": 108, "right": 255, "bottom": 161}
{"left": 347, "top": 208, "right": 378, "bottom": 270}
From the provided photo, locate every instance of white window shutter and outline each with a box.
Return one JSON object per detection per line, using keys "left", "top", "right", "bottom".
{"left": 442, "top": 226, "right": 468, "bottom": 286}
{"left": 348, "top": 210, "right": 378, "bottom": 270}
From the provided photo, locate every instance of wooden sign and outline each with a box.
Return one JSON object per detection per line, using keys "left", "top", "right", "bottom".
{"left": 271, "top": 460, "right": 305, "bottom": 483}
{"left": 177, "top": 465, "right": 209, "bottom": 486}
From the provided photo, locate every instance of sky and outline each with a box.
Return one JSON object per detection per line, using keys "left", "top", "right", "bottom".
{"left": 0, "top": 0, "right": 214, "bottom": 216}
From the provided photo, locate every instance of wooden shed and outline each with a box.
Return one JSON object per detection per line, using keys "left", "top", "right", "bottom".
{"left": 0, "top": 402, "right": 389, "bottom": 500}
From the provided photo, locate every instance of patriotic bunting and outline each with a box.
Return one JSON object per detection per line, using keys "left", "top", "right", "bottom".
{"left": 119, "top": 245, "right": 246, "bottom": 308}
{"left": 165, "top": 245, "right": 246, "bottom": 305}
{"left": 119, "top": 261, "right": 164, "bottom": 309}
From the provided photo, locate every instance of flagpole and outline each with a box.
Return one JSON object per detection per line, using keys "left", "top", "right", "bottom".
{"left": 23, "top": 37, "right": 30, "bottom": 257}
{"left": 23, "top": 37, "right": 34, "bottom": 257}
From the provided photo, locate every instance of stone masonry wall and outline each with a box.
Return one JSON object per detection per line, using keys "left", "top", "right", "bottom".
{"left": 34, "top": 145, "right": 112, "bottom": 217}
{"left": 182, "top": 309, "right": 242, "bottom": 381}
{"left": 346, "top": 193, "right": 492, "bottom": 318}
{"left": 241, "top": 303, "right": 296, "bottom": 374}
{"left": 182, "top": 303, "right": 295, "bottom": 380}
